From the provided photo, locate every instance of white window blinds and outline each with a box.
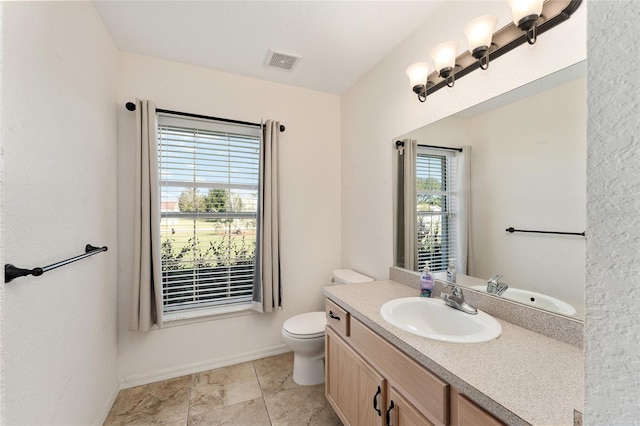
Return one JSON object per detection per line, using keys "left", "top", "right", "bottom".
{"left": 157, "top": 114, "right": 261, "bottom": 314}
{"left": 415, "top": 147, "right": 458, "bottom": 272}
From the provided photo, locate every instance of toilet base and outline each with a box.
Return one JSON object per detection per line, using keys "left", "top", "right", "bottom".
{"left": 292, "top": 353, "right": 325, "bottom": 386}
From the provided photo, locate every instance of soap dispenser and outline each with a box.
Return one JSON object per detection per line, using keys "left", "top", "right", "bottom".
{"left": 419, "top": 263, "right": 434, "bottom": 297}
{"left": 447, "top": 258, "right": 457, "bottom": 283}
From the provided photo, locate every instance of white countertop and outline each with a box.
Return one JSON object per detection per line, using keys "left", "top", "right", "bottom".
{"left": 323, "top": 280, "right": 584, "bottom": 426}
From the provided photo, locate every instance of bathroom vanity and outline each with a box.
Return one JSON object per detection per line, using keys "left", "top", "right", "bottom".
{"left": 323, "top": 280, "right": 583, "bottom": 426}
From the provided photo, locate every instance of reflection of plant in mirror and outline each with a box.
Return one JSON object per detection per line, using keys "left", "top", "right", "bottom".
{"left": 417, "top": 194, "right": 442, "bottom": 212}
{"left": 417, "top": 215, "right": 444, "bottom": 271}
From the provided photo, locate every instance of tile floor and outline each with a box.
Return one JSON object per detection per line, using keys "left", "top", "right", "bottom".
{"left": 104, "top": 352, "right": 343, "bottom": 425}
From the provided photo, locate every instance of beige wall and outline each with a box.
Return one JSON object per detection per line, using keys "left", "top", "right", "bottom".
{"left": 1, "top": 2, "right": 120, "bottom": 424}
{"left": 467, "top": 78, "right": 586, "bottom": 317}
{"left": 116, "top": 52, "right": 342, "bottom": 385}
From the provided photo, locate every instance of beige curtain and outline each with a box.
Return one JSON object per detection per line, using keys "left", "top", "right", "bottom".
{"left": 252, "top": 120, "right": 282, "bottom": 313}
{"left": 130, "top": 100, "right": 163, "bottom": 331}
{"left": 403, "top": 139, "right": 418, "bottom": 271}
{"left": 457, "top": 146, "right": 471, "bottom": 275}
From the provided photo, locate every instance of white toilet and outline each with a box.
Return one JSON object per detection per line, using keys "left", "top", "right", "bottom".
{"left": 282, "top": 269, "right": 373, "bottom": 385}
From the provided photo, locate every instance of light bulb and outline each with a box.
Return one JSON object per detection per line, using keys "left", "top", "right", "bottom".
{"left": 405, "top": 62, "right": 430, "bottom": 89}
{"left": 406, "top": 62, "right": 430, "bottom": 101}
{"left": 464, "top": 15, "right": 498, "bottom": 53}
{"left": 431, "top": 41, "right": 459, "bottom": 75}
{"left": 508, "top": 0, "right": 543, "bottom": 27}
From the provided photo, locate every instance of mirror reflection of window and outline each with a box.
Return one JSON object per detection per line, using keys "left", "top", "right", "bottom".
{"left": 396, "top": 141, "right": 469, "bottom": 275}
{"left": 416, "top": 149, "right": 454, "bottom": 272}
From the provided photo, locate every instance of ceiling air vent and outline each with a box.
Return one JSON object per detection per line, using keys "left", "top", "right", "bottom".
{"left": 265, "top": 50, "right": 301, "bottom": 72}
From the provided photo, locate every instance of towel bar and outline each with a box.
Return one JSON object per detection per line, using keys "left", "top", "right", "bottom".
{"left": 4, "top": 244, "right": 108, "bottom": 283}
{"left": 505, "top": 227, "right": 585, "bottom": 237}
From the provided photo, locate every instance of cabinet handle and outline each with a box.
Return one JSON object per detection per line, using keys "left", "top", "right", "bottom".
{"left": 372, "top": 385, "right": 382, "bottom": 416}
{"left": 385, "top": 400, "right": 395, "bottom": 426}
{"left": 328, "top": 310, "right": 341, "bottom": 321}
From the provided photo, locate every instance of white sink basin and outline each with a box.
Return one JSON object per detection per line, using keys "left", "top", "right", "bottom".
{"left": 470, "top": 286, "right": 576, "bottom": 316}
{"left": 380, "top": 297, "right": 501, "bottom": 344}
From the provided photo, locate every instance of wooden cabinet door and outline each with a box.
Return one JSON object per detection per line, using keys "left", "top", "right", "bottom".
{"left": 385, "top": 387, "right": 435, "bottom": 426}
{"left": 350, "top": 318, "right": 449, "bottom": 425}
{"left": 326, "top": 327, "right": 385, "bottom": 426}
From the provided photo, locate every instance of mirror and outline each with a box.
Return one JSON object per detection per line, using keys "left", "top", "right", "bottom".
{"left": 394, "top": 61, "right": 586, "bottom": 320}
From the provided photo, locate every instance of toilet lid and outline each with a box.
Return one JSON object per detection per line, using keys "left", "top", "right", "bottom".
{"left": 283, "top": 311, "right": 326, "bottom": 336}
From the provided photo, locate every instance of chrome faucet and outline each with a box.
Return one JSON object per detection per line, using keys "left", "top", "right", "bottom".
{"left": 441, "top": 283, "right": 477, "bottom": 315}
{"left": 487, "top": 274, "right": 508, "bottom": 296}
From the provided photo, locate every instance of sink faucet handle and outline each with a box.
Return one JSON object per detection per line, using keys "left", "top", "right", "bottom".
{"left": 487, "top": 274, "right": 508, "bottom": 295}
{"left": 488, "top": 274, "right": 503, "bottom": 284}
{"left": 441, "top": 284, "right": 477, "bottom": 315}
{"left": 443, "top": 282, "right": 463, "bottom": 297}
{"left": 451, "top": 285, "right": 463, "bottom": 297}
{"left": 442, "top": 281, "right": 462, "bottom": 297}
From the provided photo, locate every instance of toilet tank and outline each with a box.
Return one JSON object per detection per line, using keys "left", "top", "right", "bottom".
{"left": 332, "top": 269, "right": 373, "bottom": 285}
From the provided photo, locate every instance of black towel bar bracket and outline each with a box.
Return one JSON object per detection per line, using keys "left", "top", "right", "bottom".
{"left": 506, "top": 227, "right": 585, "bottom": 237}
{"left": 4, "top": 244, "right": 108, "bottom": 283}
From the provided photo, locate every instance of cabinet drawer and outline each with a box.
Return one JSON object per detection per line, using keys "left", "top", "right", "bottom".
{"left": 350, "top": 318, "right": 449, "bottom": 426}
{"left": 326, "top": 299, "right": 349, "bottom": 337}
{"left": 457, "top": 395, "right": 504, "bottom": 426}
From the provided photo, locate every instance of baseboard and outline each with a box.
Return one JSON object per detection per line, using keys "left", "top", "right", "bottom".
{"left": 119, "top": 344, "right": 290, "bottom": 389}
{"left": 96, "top": 382, "right": 120, "bottom": 425}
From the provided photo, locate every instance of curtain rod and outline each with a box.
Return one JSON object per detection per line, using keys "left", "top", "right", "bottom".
{"left": 395, "top": 140, "right": 462, "bottom": 152}
{"left": 125, "top": 102, "right": 285, "bottom": 132}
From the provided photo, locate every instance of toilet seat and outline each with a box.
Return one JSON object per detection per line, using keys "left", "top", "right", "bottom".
{"left": 282, "top": 311, "right": 326, "bottom": 339}
{"left": 283, "top": 329, "right": 325, "bottom": 340}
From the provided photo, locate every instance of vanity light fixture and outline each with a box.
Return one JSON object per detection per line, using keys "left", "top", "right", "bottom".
{"left": 431, "top": 41, "right": 459, "bottom": 87}
{"left": 508, "top": 0, "right": 544, "bottom": 45}
{"left": 464, "top": 15, "right": 499, "bottom": 70}
{"left": 406, "top": 0, "right": 582, "bottom": 103}
{"left": 406, "top": 62, "right": 430, "bottom": 102}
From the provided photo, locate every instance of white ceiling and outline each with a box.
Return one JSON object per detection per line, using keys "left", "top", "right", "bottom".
{"left": 93, "top": 1, "right": 442, "bottom": 94}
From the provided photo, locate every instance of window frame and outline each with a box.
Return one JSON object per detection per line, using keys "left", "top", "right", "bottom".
{"left": 415, "top": 147, "right": 458, "bottom": 272}
{"left": 157, "top": 113, "right": 261, "bottom": 321}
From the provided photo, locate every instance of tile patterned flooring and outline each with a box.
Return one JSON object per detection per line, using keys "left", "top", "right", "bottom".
{"left": 104, "top": 352, "right": 343, "bottom": 425}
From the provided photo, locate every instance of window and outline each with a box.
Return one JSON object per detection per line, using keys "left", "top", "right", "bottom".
{"left": 157, "top": 114, "right": 260, "bottom": 317}
{"left": 415, "top": 148, "right": 458, "bottom": 272}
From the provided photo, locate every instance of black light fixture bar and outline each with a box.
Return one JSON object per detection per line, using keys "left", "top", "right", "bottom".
{"left": 425, "top": 0, "right": 582, "bottom": 97}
